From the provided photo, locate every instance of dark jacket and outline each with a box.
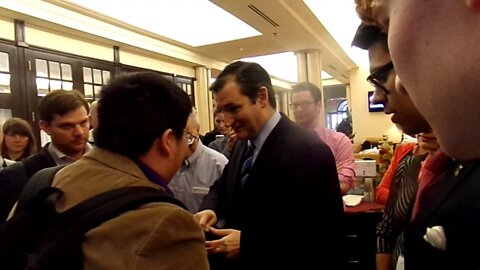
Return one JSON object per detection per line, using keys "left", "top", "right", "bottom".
{"left": 0, "top": 145, "right": 56, "bottom": 223}
{"left": 202, "top": 129, "right": 222, "bottom": 147}
{"left": 404, "top": 158, "right": 480, "bottom": 270}
{"left": 200, "top": 115, "right": 345, "bottom": 269}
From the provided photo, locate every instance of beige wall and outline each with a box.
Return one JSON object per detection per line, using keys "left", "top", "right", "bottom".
{"left": 120, "top": 49, "right": 195, "bottom": 78}
{"left": 349, "top": 67, "right": 403, "bottom": 144}
{"left": 26, "top": 25, "right": 114, "bottom": 62}
{"left": 0, "top": 15, "right": 14, "bottom": 41}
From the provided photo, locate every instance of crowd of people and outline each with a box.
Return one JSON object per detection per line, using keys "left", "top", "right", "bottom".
{"left": 0, "top": 1, "right": 478, "bottom": 268}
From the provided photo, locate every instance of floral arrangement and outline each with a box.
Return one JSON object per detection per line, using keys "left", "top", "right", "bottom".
{"left": 378, "top": 142, "right": 393, "bottom": 178}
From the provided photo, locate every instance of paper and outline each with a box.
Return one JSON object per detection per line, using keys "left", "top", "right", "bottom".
{"left": 343, "top": 194, "right": 364, "bottom": 207}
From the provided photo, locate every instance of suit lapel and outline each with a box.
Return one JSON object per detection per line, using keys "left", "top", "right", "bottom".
{"left": 246, "top": 116, "right": 289, "bottom": 181}
{"left": 413, "top": 160, "right": 473, "bottom": 228}
{"left": 227, "top": 140, "right": 248, "bottom": 194}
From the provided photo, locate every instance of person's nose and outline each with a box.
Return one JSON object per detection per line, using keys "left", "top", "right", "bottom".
{"left": 372, "top": 87, "right": 387, "bottom": 105}
{"left": 73, "top": 124, "right": 86, "bottom": 136}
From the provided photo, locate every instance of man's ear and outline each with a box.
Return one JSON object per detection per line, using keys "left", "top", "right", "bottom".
{"left": 156, "top": 128, "right": 175, "bottom": 156}
{"left": 39, "top": 120, "right": 50, "bottom": 135}
{"left": 258, "top": 86, "right": 269, "bottom": 108}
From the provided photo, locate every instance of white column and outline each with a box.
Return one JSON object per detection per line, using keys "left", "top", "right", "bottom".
{"left": 194, "top": 66, "right": 211, "bottom": 134}
{"left": 295, "top": 50, "right": 325, "bottom": 126}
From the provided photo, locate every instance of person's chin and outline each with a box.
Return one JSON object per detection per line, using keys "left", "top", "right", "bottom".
{"left": 70, "top": 140, "right": 87, "bottom": 149}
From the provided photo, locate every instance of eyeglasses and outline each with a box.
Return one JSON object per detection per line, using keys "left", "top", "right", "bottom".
{"left": 184, "top": 130, "right": 198, "bottom": 146}
{"left": 366, "top": 61, "right": 394, "bottom": 95}
{"left": 289, "top": 101, "right": 315, "bottom": 110}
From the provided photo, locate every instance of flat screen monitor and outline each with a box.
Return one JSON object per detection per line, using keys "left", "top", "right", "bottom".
{"left": 368, "top": 91, "right": 384, "bottom": 112}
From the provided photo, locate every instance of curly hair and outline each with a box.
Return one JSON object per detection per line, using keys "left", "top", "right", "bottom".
{"left": 354, "top": 0, "right": 384, "bottom": 27}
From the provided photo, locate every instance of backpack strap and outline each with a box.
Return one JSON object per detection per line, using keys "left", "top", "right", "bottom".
{"left": 30, "top": 186, "right": 186, "bottom": 269}
{"left": 15, "top": 165, "right": 66, "bottom": 214}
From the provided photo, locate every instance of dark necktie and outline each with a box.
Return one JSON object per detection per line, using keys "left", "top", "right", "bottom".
{"left": 411, "top": 150, "right": 450, "bottom": 220}
{"left": 240, "top": 142, "right": 255, "bottom": 188}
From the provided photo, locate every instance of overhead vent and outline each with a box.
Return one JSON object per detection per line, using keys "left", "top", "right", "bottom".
{"left": 248, "top": 5, "right": 279, "bottom": 27}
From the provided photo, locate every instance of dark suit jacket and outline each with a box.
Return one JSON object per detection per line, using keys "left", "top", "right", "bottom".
{"left": 200, "top": 115, "right": 345, "bottom": 269}
{"left": 405, "top": 158, "right": 480, "bottom": 269}
{"left": 0, "top": 145, "right": 56, "bottom": 223}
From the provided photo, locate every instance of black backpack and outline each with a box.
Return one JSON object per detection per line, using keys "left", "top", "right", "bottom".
{"left": 0, "top": 166, "right": 186, "bottom": 270}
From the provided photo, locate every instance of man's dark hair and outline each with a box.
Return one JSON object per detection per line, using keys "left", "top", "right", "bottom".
{"left": 210, "top": 61, "right": 276, "bottom": 109}
{"left": 38, "top": 90, "right": 89, "bottom": 123}
{"left": 94, "top": 71, "right": 192, "bottom": 158}
{"left": 291, "top": 81, "right": 322, "bottom": 103}
{"left": 351, "top": 23, "right": 387, "bottom": 51}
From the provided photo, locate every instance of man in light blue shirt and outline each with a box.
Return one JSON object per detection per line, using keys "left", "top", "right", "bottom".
{"left": 169, "top": 109, "right": 228, "bottom": 213}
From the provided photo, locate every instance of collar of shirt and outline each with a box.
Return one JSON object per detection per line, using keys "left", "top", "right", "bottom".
{"left": 185, "top": 140, "right": 204, "bottom": 168}
{"left": 251, "top": 112, "right": 281, "bottom": 162}
{"left": 135, "top": 159, "right": 174, "bottom": 196}
{"left": 47, "top": 142, "right": 93, "bottom": 165}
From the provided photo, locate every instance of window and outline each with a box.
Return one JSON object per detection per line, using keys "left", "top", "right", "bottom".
{"left": 0, "top": 52, "right": 11, "bottom": 94}
{"left": 35, "top": 59, "right": 73, "bottom": 96}
{"left": 83, "top": 67, "right": 111, "bottom": 100}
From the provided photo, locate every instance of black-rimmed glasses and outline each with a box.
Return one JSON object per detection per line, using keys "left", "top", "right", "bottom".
{"left": 366, "top": 61, "right": 394, "bottom": 95}
{"left": 289, "top": 101, "right": 315, "bottom": 110}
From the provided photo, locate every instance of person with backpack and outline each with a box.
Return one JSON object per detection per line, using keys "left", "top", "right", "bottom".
{"left": 7, "top": 71, "right": 208, "bottom": 270}
{"left": 0, "top": 90, "right": 92, "bottom": 223}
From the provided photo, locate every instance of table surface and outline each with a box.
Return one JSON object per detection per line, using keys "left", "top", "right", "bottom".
{"left": 344, "top": 201, "right": 384, "bottom": 214}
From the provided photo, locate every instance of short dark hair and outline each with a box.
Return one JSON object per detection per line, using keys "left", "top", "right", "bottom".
{"left": 38, "top": 90, "right": 89, "bottom": 124}
{"left": 351, "top": 23, "right": 387, "bottom": 51}
{"left": 210, "top": 61, "right": 276, "bottom": 109}
{"left": 94, "top": 72, "right": 192, "bottom": 158}
{"left": 1, "top": 117, "right": 36, "bottom": 160}
{"left": 291, "top": 82, "right": 322, "bottom": 103}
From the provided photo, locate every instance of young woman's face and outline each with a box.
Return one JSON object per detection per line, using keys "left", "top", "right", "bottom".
{"left": 4, "top": 132, "right": 29, "bottom": 154}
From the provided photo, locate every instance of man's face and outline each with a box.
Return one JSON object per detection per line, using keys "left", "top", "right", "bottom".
{"left": 214, "top": 81, "right": 263, "bottom": 140}
{"left": 370, "top": 0, "right": 480, "bottom": 159}
{"left": 40, "top": 106, "right": 89, "bottom": 156}
{"left": 291, "top": 90, "right": 320, "bottom": 128}
{"left": 368, "top": 41, "right": 429, "bottom": 136}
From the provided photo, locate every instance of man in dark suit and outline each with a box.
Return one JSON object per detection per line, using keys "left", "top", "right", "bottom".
{"left": 195, "top": 61, "right": 345, "bottom": 269}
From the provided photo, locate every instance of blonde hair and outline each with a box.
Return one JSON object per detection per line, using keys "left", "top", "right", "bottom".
{"left": 354, "top": 0, "right": 384, "bottom": 27}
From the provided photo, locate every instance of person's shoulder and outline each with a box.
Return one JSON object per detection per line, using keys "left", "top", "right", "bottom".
{"left": 201, "top": 144, "right": 228, "bottom": 164}
{"left": 0, "top": 161, "right": 26, "bottom": 178}
{"left": 282, "top": 122, "right": 330, "bottom": 151}
{"left": 0, "top": 158, "right": 15, "bottom": 168}
{"left": 136, "top": 201, "right": 203, "bottom": 235}
{"left": 324, "top": 127, "right": 352, "bottom": 143}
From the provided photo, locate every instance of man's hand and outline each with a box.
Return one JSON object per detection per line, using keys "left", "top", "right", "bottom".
{"left": 205, "top": 227, "right": 241, "bottom": 259}
{"left": 226, "top": 130, "right": 237, "bottom": 153}
{"left": 194, "top": 209, "right": 217, "bottom": 230}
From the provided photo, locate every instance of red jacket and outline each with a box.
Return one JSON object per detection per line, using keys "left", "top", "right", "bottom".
{"left": 376, "top": 142, "right": 416, "bottom": 204}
